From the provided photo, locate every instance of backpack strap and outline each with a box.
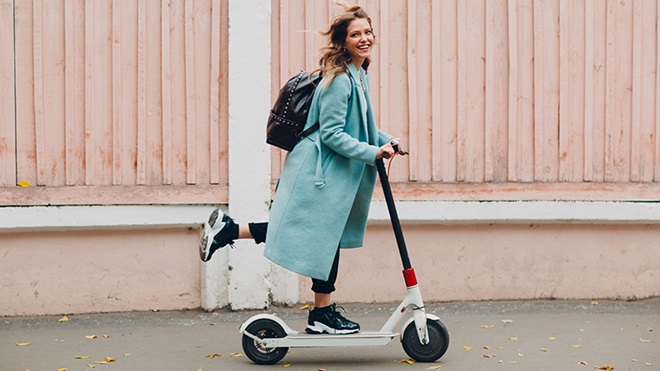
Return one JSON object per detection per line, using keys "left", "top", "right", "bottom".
{"left": 298, "top": 122, "right": 319, "bottom": 139}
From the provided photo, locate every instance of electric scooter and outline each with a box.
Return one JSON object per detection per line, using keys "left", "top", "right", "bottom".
{"left": 239, "top": 142, "right": 450, "bottom": 364}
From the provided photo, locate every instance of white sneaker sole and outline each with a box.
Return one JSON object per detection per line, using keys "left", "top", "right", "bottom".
{"left": 199, "top": 209, "right": 227, "bottom": 262}
{"left": 306, "top": 322, "right": 359, "bottom": 335}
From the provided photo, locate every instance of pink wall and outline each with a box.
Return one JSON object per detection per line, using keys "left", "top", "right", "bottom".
{"left": 0, "top": 228, "right": 200, "bottom": 316}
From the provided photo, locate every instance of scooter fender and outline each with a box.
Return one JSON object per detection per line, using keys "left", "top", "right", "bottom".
{"left": 400, "top": 313, "right": 442, "bottom": 344}
{"left": 239, "top": 313, "right": 300, "bottom": 336}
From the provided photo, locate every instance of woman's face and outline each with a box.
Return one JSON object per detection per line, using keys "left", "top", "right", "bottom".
{"left": 344, "top": 18, "right": 374, "bottom": 67}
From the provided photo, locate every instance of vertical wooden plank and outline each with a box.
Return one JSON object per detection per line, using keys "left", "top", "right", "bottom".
{"left": 136, "top": 0, "right": 147, "bottom": 185}
{"left": 605, "top": 0, "right": 633, "bottom": 182}
{"left": 457, "top": 0, "right": 486, "bottom": 182}
{"left": 533, "top": 0, "right": 559, "bottom": 181}
{"left": 603, "top": 0, "right": 614, "bottom": 182}
{"left": 484, "top": 0, "right": 508, "bottom": 182}
{"left": 558, "top": 0, "right": 568, "bottom": 181}
{"left": 209, "top": 0, "right": 220, "bottom": 184}
{"left": 431, "top": 0, "right": 442, "bottom": 181}
{"left": 439, "top": 0, "right": 457, "bottom": 182}
{"left": 507, "top": 0, "right": 519, "bottom": 181}
{"left": 379, "top": 0, "right": 389, "bottom": 135}
{"left": 638, "top": 0, "right": 657, "bottom": 182}
{"left": 184, "top": 0, "right": 196, "bottom": 184}
{"left": 584, "top": 0, "right": 594, "bottom": 181}
{"left": 518, "top": 0, "right": 535, "bottom": 182}
{"left": 656, "top": 1, "right": 660, "bottom": 181}
{"left": 33, "top": 0, "right": 45, "bottom": 185}
{"left": 84, "top": 0, "right": 95, "bottom": 185}
{"left": 0, "top": 0, "right": 16, "bottom": 187}
{"left": 162, "top": 0, "right": 172, "bottom": 184}
{"left": 630, "top": 0, "right": 642, "bottom": 181}
{"left": 407, "top": 0, "right": 418, "bottom": 182}
{"left": 558, "top": 0, "right": 585, "bottom": 182}
{"left": 532, "top": 0, "right": 543, "bottom": 181}
{"left": 456, "top": 0, "right": 467, "bottom": 182}
{"left": 64, "top": 0, "right": 76, "bottom": 185}
{"left": 591, "top": 0, "right": 607, "bottom": 182}
{"left": 112, "top": 0, "right": 122, "bottom": 185}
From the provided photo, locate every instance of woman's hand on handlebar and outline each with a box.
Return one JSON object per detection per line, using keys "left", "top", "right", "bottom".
{"left": 376, "top": 143, "right": 394, "bottom": 159}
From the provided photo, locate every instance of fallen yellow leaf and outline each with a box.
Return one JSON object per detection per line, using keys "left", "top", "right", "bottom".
{"left": 74, "top": 355, "right": 91, "bottom": 359}
{"left": 102, "top": 335, "right": 110, "bottom": 338}
{"left": 283, "top": 364, "right": 291, "bottom": 368}
{"left": 57, "top": 368, "right": 68, "bottom": 371}
{"left": 482, "top": 346, "right": 490, "bottom": 349}
{"left": 646, "top": 362, "right": 654, "bottom": 367}
{"left": 426, "top": 366, "right": 443, "bottom": 370}
{"left": 398, "top": 359, "right": 415, "bottom": 364}
{"left": 640, "top": 338, "right": 653, "bottom": 343}
{"left": 16, "top": 342, "right": 31, "bottom": 346}
{"left": 123, "top": 353, "right": 132, "bottom": 357}
{"left": 85, "top": 335, "right": 98, "bottom": 339}
{"left": 104, "top": 357, "right": 116, "bottom": 363}
{"left": 578, "top": 361, "right": 588, "bottom": 365}
{"left": 87, "top": 364, "right": 96, "bottom": 368}
{"left": 518, "top": 353, "right": 525, "bottom": 357}
{"left": 463, "top": 346, "right": 472, "bottom": 351}
{"left": 17, "top": 181, "right": 31, "bottom": 187}
{"left": 298, "top": 304, "right": 313, "bottom": 310}
{"left": 571, "top": 344, "right": 582, "bottom": 349}
{"left": 481, "top": 325, "right": 494, "bottom": 329}
{"left": 548, "top": 337, "right": 557, "bottom": 340}
{"left": 541, "top": 348, "right": 548, "bottom": 352}
{"left": 206, "top": 353, "right": 222, "bottom": 359}
{"left": 229, "top": 353, "right": 243, "bottom": 357}
{"left": 58, "top": 316, "right": 69, "bottom": 323}
{"left": 508, "top": 337, "right": 519, "bottom": 342}
{"left": 598, "top": 366, "right": 614, "bottom": 370}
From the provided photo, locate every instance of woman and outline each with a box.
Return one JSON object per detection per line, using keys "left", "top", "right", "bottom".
{"left": 200, "top": 2, "right": 396, "bottom": 335}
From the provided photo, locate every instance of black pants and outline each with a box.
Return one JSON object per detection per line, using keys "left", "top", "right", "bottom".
{"left": 249, "top": 222, "right": 339, "bottom": 294}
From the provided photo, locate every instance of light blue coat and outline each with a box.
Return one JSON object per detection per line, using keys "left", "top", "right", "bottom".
{"left": 264, "top": 62, "right": 392, "bottom": 281}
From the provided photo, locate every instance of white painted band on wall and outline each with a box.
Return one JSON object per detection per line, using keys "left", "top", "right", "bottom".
{"left": 3, "top": 200, "right": 660, "bottom": 233}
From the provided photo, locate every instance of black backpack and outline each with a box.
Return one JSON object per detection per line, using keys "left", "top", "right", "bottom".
{"left": 267, "top": 71, "right": 322, "bottom": 151}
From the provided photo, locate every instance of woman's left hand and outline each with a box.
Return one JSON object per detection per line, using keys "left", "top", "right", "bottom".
{"left": 376, "top": 142, "right": 396, "bottom": 159}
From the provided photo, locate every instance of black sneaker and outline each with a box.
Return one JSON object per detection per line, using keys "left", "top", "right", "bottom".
{"left": 199, "top": 209, "right": 236, "bottom": 262}
{"left": 305, "top": 303, "right": 360, "bottom": 335}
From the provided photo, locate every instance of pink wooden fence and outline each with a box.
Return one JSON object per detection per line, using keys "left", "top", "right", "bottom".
{"left": 273, "top": 0, "right": 660, "bottom": 201}
{"left": 3, "top": 1, "right": 660, "bottom": 206}
{"left": 0, "top": 0, "right": 229, "bottom": 205}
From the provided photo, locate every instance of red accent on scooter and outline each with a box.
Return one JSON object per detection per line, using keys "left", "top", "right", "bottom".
{"left": 403, "top": 268, "right": 418, "bottom": 287}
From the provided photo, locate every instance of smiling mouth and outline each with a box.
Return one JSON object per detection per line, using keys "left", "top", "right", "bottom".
{"left": 357, "top": 44, "right": 370, "bottom": 51}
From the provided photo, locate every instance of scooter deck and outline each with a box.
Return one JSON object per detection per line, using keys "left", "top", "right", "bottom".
{"left": 259, "top": 331, "right": 399, "bottom": 348}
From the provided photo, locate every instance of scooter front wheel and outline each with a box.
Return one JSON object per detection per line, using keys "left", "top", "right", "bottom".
{"left": 241, "top": 319, "right": 289, "bottom": 365}
{"left": 401, "top": 319, "right": 449, "bottom": 362}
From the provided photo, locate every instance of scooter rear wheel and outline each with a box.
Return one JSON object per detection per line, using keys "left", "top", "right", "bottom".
{"left": 401, "top": 319, "right": 449, "bottom": 362}
{"left": 241, "top": 319, "right": 289, "bottom": 365}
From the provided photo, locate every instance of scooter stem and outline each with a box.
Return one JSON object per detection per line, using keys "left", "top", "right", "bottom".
{"left": 376, "top": 158, "right": 412, "bottom": 271}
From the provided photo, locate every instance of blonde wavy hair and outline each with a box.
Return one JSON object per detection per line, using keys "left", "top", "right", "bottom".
{"left": 314, "top": 2, "right": 375, "bottom": 85}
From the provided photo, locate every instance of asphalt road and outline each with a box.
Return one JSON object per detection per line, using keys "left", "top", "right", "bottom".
{"left": 2, "top": 299, "right": 658, "bottom": 371}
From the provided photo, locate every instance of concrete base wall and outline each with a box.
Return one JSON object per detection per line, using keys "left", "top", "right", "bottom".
{"left": 0, "top": 229, "right": 200, "bottom": 316}
{"left": 300, "top": 224, "right": 660, "bottom": 304}
{"left": 2, "top": 223, "right": 660, "bottom": 316}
